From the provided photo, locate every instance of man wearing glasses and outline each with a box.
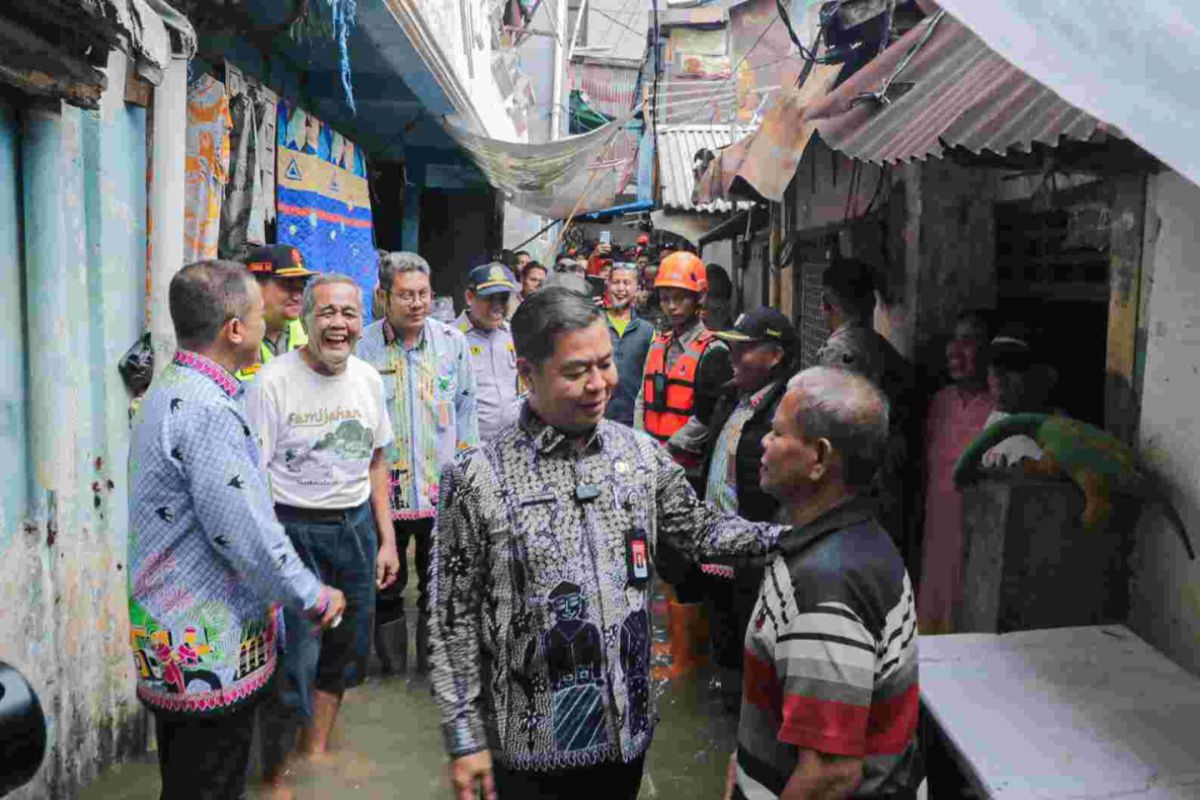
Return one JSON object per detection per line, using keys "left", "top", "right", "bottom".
{"left": 359, "top": 252, "right": 479, "bottom": 675}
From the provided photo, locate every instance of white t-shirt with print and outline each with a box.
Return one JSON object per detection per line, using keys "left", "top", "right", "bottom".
{"left": 247, "top": 350, "right": 393, "bottom": 510}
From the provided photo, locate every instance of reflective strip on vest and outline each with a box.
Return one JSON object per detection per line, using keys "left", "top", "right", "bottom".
{"left": 642, "top": 330, "right": 714, "bottom": 443}
{"left": 235, "top": 319, "right": 308, "bottom": 382}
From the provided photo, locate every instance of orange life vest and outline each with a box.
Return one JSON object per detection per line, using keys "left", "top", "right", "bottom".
{"left": 643, "top": 329, "right": 716, "bottom": 445}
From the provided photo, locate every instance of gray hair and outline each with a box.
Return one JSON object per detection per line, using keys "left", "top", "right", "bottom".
{"left": 512, "top": 286, "right": 604, "bottom": 365}
{"left": 543, "top": 270, "right": 590, "bottom": 294}
{"left": 302, "top": 273, "right": 363, "bottom": 327}
{"left": 378, "top": 251, "right": 431, "bottom": 292}
{"left": 788, "top": 366, "right": 890, "bottom": 491}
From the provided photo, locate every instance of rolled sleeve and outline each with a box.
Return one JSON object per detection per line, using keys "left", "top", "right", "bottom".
{"left": 428, "top": 455, "right": 489, "bottom": 756}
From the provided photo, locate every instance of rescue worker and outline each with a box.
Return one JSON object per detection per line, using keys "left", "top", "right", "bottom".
{"left": 236, "top": 243, "right": 314, "bottom": 381}
{"left": 633, "top": 250, "right": 734, "bottom": 677}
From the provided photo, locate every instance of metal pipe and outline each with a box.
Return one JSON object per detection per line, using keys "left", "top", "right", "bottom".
{"left": 22, "top": 102, "right": 75, "bottom": 525}
{"left": 550, "top": 0, "right": 568, "bottom": 140}
{"left": 147, "top": 56, "right": 189, "bottom": 377}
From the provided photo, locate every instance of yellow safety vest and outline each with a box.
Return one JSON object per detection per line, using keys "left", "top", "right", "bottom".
{"left": 235, "top": 319, "right": 308, "bottom": 381}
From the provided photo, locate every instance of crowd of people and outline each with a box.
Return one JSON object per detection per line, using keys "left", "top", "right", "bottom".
{"left": 127, "top": 235, "right": 1062, "bottom": 800}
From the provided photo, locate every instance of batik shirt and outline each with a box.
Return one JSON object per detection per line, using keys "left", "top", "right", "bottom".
{"left": 358, "top": 317, "right": 479, "bottom": 520}
{"left": 735, "top": 500, "right": 922, "bottom": 799}
{"left": 430, "top": 406, "right": 784, "bottom": 772}
{"left": 128, "top": 351, "right": 322, "bottom": 716}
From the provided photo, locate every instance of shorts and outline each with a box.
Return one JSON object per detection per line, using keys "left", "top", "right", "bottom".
{"left": 275, "top": 502, "right": 378, "bottom": 718}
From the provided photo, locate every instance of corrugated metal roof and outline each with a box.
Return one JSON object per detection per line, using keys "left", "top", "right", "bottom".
{"left": 658, "top": 124, "right": 755, "bottom": 213}
{"left": 807, "top": 12, "right": 1122, "bottom": 164}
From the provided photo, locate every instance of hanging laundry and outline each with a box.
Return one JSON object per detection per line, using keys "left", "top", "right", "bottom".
{"left": 219, "top": 63, "right": 258, "bottom": 258}
{"left": 276, "top": 101, "right": 376, "bottom": 322}
{"left": 183, "top": 71, "right": 231, "bottom": 263}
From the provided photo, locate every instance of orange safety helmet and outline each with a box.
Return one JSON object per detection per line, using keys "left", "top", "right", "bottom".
{"left": 654, "top": 251, "right": 707, "bottom": 293}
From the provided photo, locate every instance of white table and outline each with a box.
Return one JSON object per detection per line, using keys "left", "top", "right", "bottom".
{"left": 919, "top": 625, "right": 1200, "bottom": 799}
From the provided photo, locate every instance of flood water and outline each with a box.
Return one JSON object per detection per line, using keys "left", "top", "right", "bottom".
{"left": 82, "top": 589, "right": 739, "bottom": 799}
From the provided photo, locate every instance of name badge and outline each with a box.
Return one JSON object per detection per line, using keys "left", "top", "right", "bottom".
{"left": 625, "top": 528, "right": 650, "bottom": 588}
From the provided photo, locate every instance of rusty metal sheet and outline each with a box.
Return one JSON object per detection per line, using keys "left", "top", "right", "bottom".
{"left": 693, "top": 62, "right": 843, "bottom": 203}
{"left": 657, "top": 123, "right": 756, "bottom": 213}
{"left": 807, "top": 13, "right": 1122, "bottom": 163}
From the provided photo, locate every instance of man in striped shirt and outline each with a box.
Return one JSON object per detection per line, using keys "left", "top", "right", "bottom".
{"left": 730, "top": 367, "right": 922, "bottom": 799}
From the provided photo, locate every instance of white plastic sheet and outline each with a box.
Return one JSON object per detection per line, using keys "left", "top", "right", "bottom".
{"left": 935, "top": 0, "right": 1200, "bottom": 187}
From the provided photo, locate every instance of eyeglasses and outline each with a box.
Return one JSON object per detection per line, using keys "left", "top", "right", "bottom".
{"left": 389, "top": 290, "right": 431, "bottom": 305}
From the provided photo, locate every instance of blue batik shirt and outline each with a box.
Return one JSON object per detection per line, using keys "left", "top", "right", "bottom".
{"left": 128, "top": 351, "right": 322, "bottom": 716}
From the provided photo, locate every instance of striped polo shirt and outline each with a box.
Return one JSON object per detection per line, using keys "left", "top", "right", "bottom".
{"left": 735, "top": 499, "right": 922, "bottom": 799}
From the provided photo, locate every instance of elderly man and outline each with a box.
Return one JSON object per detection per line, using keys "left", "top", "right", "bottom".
{"left": 128, "top": 261, "right": 345, "bottom": 799}
{"left": 431, "top": 287, "right": 783, "bottom": 800}
{"left": 604, "top": 261, "right": 653, "bottom": 428}
{"left": 247, "top": 273, "right": 400, "bottom": 781}
{"left": 358, "top": 252, "right": 479, "bottom": 675}
{"left": 236, "top": 243, "right": 316, "bottom": 381}
{"left": 729, "top": 367, "right": 921, "bottom": 800}
{"left": 456, "top": 263, "right": 523, "bottom": 442}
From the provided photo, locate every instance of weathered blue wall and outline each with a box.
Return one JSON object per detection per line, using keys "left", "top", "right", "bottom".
{"left": 0, "top": 51, "right": 149, "bottom": 799}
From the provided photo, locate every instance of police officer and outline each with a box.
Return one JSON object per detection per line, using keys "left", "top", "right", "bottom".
{"left": 455, "top": 263, "right": 524, "bottom": 442}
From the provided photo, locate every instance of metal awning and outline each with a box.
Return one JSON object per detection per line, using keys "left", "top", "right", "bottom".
{"left": 693, "top": 62, "right": 843, "bottom": 204}
{"left": 657, "top": 124, "right": 755, "bottom": 214}
{"left": 806, "top": 12, "right": 1123, "bottom": 163}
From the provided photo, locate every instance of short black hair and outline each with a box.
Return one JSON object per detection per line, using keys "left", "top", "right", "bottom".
{"left": 706, "top": 264, "right": 732, "bottom": 300}
{"left": 169, "top": 260, "right": 253, "bottom": 351}
{"left": 514, "top": 250, "right": 531, "bottom": 259}
{"left": 511, "top": 286, "right": 604, "bottom": 365}
{"left": 521, "top": 260, "right": 547, "bottom": 279}
{"left": 821, "top": 258, "right": 878, "bottom": 321}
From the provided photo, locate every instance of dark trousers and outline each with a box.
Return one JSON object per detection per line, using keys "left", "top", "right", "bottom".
{"left": 706, "top": 567, "right": 762, "bottom": 672}
{"left": 494, "top": 755, "right": 646, "bottom": 800}
{"left": 154, "top": 704, "right": 257, "bottom": 800}
{"left": 377, "top": 518, "right": 434, "bottom": 621}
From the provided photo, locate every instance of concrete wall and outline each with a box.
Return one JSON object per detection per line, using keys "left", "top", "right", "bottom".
{"left": 1128, "top": 169, "right": 1200, "bottom": 676}
{"left": 410, "top": 0, "right": 521, "bottom": 141}
{"left": 585, "top": 0, "right": 649, "bottom": 62}
{"left": 0, "top": 52, "right": 149, "bottom": 798}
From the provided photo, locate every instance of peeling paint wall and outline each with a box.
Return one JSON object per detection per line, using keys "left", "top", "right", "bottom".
{"left": 1128, "top": 169, "right": 1200, "bottom": 676}
{"left": 0, "top": 49, "right": 149, "bottom": 798}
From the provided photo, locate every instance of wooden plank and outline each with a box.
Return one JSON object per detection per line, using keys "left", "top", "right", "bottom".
{"left": 1105, "top": 174, "right": 1148, "bottom": 443}
{"left": 920, "top": 626, "right": 1200, "bottom": 798}
{"left": 124, "top": 63, "right": 152, "bottom": 108}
